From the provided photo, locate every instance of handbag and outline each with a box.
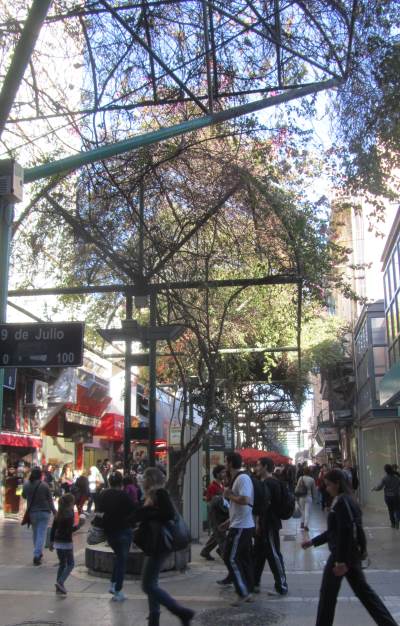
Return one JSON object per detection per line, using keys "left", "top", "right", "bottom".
{"left": 160, "top": 513, "right": 191, "bottom": 552}
{"left": 295, "top": 477, "right": 307, "bottom": 498}
{"left": 342, "top": 495, "right": 368, "bottom": 562}
{"left": 21, "top": 482, "right": 41, "bottom": 527}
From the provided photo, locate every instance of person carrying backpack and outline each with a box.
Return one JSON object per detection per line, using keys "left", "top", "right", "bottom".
{"left": 253, "top": 457, "right": 289, "bottom": 596}
{"left": 302, "top": 469, "right": 397, "bottom": 626}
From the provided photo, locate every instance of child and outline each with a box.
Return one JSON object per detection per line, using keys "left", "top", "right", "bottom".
{"left": 50, "top": 493, "right": 82, "bottom": 594}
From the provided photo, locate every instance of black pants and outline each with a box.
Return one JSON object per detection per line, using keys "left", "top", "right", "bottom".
{"left": 254, "top": 526, "right": 288, "bottom": 593}
{"left": 224, "top": 527, "right": 254, "bottom": 597}
{"left": 385, "top": 496, "right": 400, "bottom": 527}
{"left": 316, "top": 554, "right": 397, "bottom": 626}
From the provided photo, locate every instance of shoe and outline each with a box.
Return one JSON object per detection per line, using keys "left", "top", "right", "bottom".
{"left": 179, "top": 608, "right": 195, "bottom": 625}
{"left": 304, "top": 526, "right": 309, "bottom": 532}
{"left": 268, "top": 588, "right": 288, "bottom": 596}
{"left": 109, "top": 582, "right": 116, "bottom": 594}
{"left": 200, "top": 551, "right": 215, "bottom": 561}
{"left": 55, "top": 582, "right": 67, "bottom": 595}
{"left": 231, "top": 594, "right": 253, "bottom": 607}
{"left": 216, "top": 577, "right": 233, "bottom": 586}
{"left": 253, "top": 585, "right": 260, "bottom": 594}
{"left": 33, "top": 556, "right": 41, "bottom": 566}
{"left": 111, "top": 591, "right": 126, "bottom": 602}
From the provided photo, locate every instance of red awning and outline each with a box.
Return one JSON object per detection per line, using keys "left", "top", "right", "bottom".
{"left": 94, "top": 412, "right": 124, "bottom": 441}
{"left": 0, "top": 431, "right": 42, "bottom": 448}
{"left": 65, "top": 384, "right": 111, "bottom": 417}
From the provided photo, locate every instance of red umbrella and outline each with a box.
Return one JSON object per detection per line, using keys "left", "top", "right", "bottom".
{"left": 236, "top": 448, "right": 291, "bottom": 466}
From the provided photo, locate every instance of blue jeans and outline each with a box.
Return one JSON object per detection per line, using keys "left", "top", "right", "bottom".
{"left": 141, "top": 553, "right": 188, "bottom": 620}
{"left": 30, "top": 511, "right": 51, "bottom": 558}
{"left": 56, "top": 549, "right": 74, "bottom": 584}
{"left": 106, "top": 528, "right": 132, "bottom": 592}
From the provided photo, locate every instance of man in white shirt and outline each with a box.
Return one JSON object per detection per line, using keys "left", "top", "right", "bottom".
{"left": 223, "top": 452, "right": 255, "bottom": 605}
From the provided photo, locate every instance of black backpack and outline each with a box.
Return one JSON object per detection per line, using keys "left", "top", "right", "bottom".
{"left": 276, "top": 480, "right": 296, "bottom": 520}
{"left": 232, "top": 472, "right": 271, "bottom": 516}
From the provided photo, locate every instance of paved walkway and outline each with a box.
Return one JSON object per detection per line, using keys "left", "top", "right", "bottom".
{"left": 0, "top": 503, "right": 399, "bottom": 626}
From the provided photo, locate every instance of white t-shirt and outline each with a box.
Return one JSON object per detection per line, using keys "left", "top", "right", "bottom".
{"left": 229, "top": 473, "right": 255, "bottom": 529}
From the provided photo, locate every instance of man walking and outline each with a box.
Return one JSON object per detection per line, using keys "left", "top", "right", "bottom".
{"left": 254, "top": 457, "right": 288, "bottom": 596}
{"left": 200, "top": 464, "right": 225, "bottom": 561}
{"left": 223, "top": 452, "right": 254, "bottom": 605}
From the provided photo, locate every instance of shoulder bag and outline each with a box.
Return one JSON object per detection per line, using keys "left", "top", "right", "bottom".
{"left": 160, "top": 512, "right": 191, "bottom": 552}
{"left": 21, "top": 482, "right": 41, "bottom": 527}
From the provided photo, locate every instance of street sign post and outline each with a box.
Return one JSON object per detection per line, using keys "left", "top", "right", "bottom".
{"left": 0, "top": 322, "right": 84, "bottom": 367}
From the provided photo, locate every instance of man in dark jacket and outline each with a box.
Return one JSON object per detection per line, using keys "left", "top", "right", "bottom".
{"left": 254, "top": 457, "right": 288, "bottom": 596}
{"left": 97, "top": 471, "right": 137, "bottom": 601}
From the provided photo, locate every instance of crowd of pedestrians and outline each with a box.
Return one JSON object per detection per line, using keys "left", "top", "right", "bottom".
{"left": 17, "top": 453, "right": 400, "bottom": 626}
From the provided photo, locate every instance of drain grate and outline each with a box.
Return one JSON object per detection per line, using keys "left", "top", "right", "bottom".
{"left": 198, "top": 606, "right": 282, "bottom": 625}
{"left": 282, "top": 534, "right": 296, "bottom": 541}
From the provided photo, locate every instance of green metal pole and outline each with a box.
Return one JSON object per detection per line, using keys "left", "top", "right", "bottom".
{"left": 0, "top": 198, "right": 14, "bottom": 426}
{"left": 124, "top": 293, "right": 133, "bottom": 472}
{"left": 24, "top": 78, "right": 341, "bottom": 183}
{"left": 0, "top": 197, "right": 14, "bottom": 511}
{"left": 0, "top": 0, "right": 53, "bottom": 139}
{"left": 148, "top": 292, "right": 157, "bottom": 467}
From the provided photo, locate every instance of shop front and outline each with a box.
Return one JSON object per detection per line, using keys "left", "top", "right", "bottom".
{"left": 42, "top": 382, "right": 110, "bottom": 472}
{"left": 358, "top": 419, "right": 400, "bottom": 508}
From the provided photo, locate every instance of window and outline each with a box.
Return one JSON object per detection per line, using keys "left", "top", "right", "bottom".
{"left": 386, "top": 310, "right": 393, "bottom": 345}
{"left": 392, "top": 255, "right": 398, "bottom": 294}
{"left": 384, "top": 271, "right": 390, "bottom": 306}
{"left": 371, "top": 317, "right": 386, "bottom": 345}
{"left": 391, "top": 300, "right": 399, "bottom": 341}
{"left": 375, "top": 376, "right": 383, "bottom": 403}
{"left": 373, "top": 346, "right": 387, "bottom": 376}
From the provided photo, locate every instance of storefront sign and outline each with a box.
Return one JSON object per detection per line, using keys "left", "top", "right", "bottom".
{"left": 65, "top": 410, "right": 101, "bottom": 428}
{"left": 169, "top": 426, "right": 182, "bottom": 448}
{"left": 319, "top": 427, "right": 339, "bottom": 443}
{"left": 0, "top": 322, "right": 84, "bottom": 367}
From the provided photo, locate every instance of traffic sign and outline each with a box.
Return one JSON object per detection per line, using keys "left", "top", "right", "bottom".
{"left": 0, "top": 322, "right": 84, "bottom": 367}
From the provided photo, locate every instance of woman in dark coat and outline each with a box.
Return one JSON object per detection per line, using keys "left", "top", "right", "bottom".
{"left": 136, "top": 467, "right": 194, "bottom": 626}
{"left": 302, "top": 469, "right": 397, "bottom": 626}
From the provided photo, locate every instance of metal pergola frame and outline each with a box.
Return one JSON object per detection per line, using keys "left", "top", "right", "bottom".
{"left": 0, "top": 0, "right": 359, "bottom": 471}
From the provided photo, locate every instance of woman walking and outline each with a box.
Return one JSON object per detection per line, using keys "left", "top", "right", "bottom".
{"left": 97, "top": 471, "right": 137, "bottom": 602}
{"left": 50, "top": 493, "right": 82, "bottom": 594}
{"left": 22, "top": 467, "right": 56, "bottom": 565}
{"left": 295, "top": 466, "right": 317, "bottom": 532}
{"left": 302, "top": 469, "right": 397, "bottom": 626}
{"left": 136, "top": 467, "right": 194, "bottom": 626}
{"left": 372, "top": 465, "right": 400, "bottom": 529}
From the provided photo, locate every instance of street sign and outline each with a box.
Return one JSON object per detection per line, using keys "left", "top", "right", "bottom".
{"left": 0, "top": 322, "right": 84, "bottom": 367}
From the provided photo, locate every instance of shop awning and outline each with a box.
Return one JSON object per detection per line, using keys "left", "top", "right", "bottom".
{"left": 65, "top": 384, "right": 111, "bottom": 417}
{"left": 94, "top": 412, "right": 124, "bottom": 441}
{"left": 0, "top": 431, "right": 42, "bottom": 448}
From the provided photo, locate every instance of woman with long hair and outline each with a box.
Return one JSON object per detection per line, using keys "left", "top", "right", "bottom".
{"left": 302, "top": 469, "right": 397, "bottom": 626}
{"left": 50, "top": 493, "right": 82, "bottom": 594}
{"left": 137, "top": 467, "right": 194, "bottom": 626}
{"left": 22, "top": 467, "right": 56, "bottom": 565}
